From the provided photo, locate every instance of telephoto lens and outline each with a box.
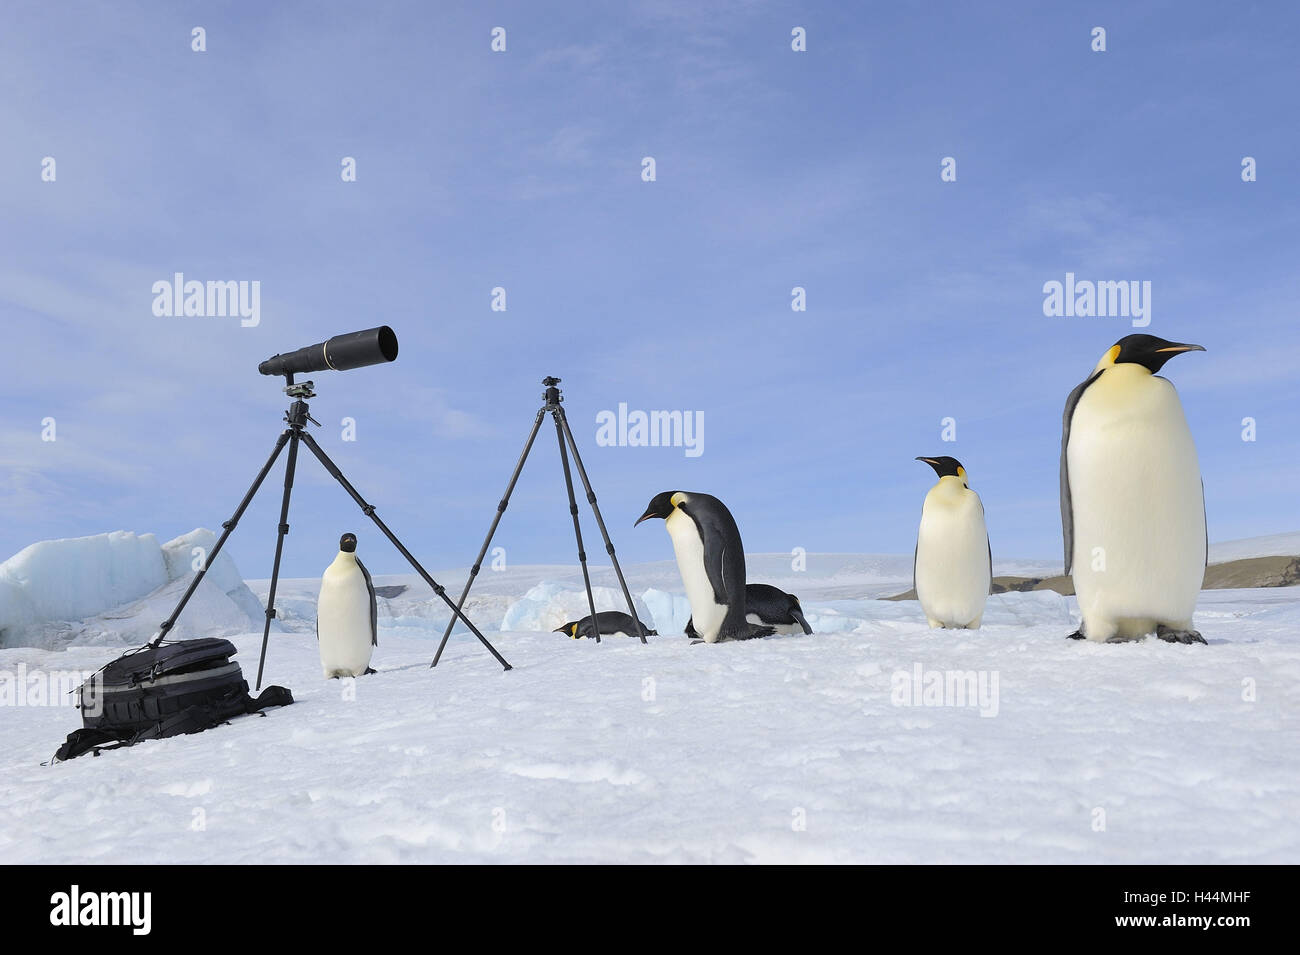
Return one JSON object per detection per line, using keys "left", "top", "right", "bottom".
{"left": 258, "top": 326, "right": 398, "bottom": 377}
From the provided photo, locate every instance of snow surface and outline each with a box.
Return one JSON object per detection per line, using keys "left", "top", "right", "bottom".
{"left": 1, "top": 533, "right": 1298, "bottom": 864}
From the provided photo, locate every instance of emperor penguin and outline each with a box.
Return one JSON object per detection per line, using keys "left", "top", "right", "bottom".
{"left": 553, "top": 611, "right": 658, "bottom": 640}
{"left": 914, "top": 456, "right": 992, "bottom": 629}
{"left": 635, "top": 491, "right": 775, "bottom": 643}
{"left": 1061, "top": 334, "right": 1207, "bottom": 644}
{"left": 685, "top": 583, "right": 813, "bottom": 638}
{"left": 317, "top": 532, "right": 378, "bottom": 678}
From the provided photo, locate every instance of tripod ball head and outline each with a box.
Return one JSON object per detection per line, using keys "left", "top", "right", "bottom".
{"left": 543, "top": 376, "right": 563, "bottom": 407}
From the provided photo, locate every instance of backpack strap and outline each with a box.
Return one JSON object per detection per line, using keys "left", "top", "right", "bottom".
{"left": 131, "top": 706, "right": 226, "bottom": 742}
{"left": 248, "top": 685, "right": 294, "bottom": 712}
{"left": 48, "top": 728, "right": 126, "bottom": 763}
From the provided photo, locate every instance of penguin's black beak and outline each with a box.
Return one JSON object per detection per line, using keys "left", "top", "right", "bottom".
{"left": 635, "top": 491, "right": 675, "bottom": 526}
{"left": 1123, "top": 338, "right": 1206, "bottom": 374}
{"left": 916, "top": 456, "right": 963, "bottom": 480}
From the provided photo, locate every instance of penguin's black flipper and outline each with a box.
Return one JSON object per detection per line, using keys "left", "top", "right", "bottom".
{"left": 1061, "top": 368, "right": 1104, "bottom": 576}
{"left": 355, "top": 556, "right": 378, "bottom": 646}
{"left": 684, "top": 617, "right": 698, "bottom": 639}
{"left": 1156, "top": 625, "right": 1207, "bottom": 645}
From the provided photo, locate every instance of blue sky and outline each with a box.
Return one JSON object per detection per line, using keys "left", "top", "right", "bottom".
{"left": 2, "top": 1, "right": 1296, "bottom": 579}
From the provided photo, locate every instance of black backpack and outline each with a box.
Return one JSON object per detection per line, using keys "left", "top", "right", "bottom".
{"left": 51, "top": 637, "right": 293, "bottom": 762}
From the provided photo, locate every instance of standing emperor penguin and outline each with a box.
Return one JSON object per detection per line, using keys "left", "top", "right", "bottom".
{"left": 317, "top": 532, "right": 378, "bottom": 678}
{"left": 635, "top": 491, "right": 775, "bottom": 643}
{"left": 914, "top": 456, "right": 992, "bottom": 629}
{"left": 1061, "top": 335, "right": 1207, "bottom": 643}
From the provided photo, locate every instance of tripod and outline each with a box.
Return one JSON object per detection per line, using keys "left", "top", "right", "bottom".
{"left": 151, "top": 376, "right": 510, "bottom": 688}
{"left": 431, "top": 377, "right": 647, "bottom": 666}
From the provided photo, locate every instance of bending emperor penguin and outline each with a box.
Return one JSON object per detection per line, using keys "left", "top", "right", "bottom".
{"left": 685, "top": 583, "right": 813, "bottom": 638}
{"left": 914, "top": 457, "right": 992, "bottom": 629}
{"left": 554, "top": 611, "right": 658, "bottom": 640}
{"left": 635, "top": 491, "right": 775, "bottom": 643}
{"left": 317, "top": 532, "right": 378, "bottom": 678}
{"left": 1061, "top": 334, "right": 1207, "bottom": 644}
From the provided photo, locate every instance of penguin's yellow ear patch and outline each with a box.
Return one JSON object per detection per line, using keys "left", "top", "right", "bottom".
{"left": 1105, "top": 344, "right": 1121, "bottom": 365}
{"left": 670, "top": 492, "right": 685, "bottom": 507}
{"left": 570, "top": 624, "right": 578, "bottom": 636}
{"left": 956, "top": 465, "right": 967, "bottom": 481}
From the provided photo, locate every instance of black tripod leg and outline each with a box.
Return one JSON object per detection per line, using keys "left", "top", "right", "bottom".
{"left": 554, "top": 412, "right": 601, "bottom": 643}
{"left": 558, "top": 407, "right": 648, "bottom": 643}
{"left": 254, "top": 430, "right": 302, "bottom": 690}
{"left": 297, "top": 431, "right": 511, "bottom": 671}
{"left": 151, "top": 429, "right": 292, "bottom": 648}
{"left": 432, "top": 408, "right": 546, "bottom": 667}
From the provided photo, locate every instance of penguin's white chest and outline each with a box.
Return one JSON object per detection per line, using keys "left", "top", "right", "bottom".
{"left": 1068, "top": 368, "right": 1205, "bottom": 640}
{"left": 666, "top": 508, "right": 727, "bottom": 642}
{"left": 317, "top": 555, "right": 374, "bottom": 677}
{"left": 915, "top": 480, "right": 990, "bottom": 629}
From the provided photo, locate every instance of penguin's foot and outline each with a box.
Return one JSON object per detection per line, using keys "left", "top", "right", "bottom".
{"left": 363, "top": 667, "right": 377, "bottom": 675}
{"left": 1066, "top": 629, "right": 1086, "bottom": 640}
{"left": 688, "top": 638, "right": 705, "bottom": 645}
{"left": 1156, "top": 625, "right": 1207, "bottom": 645}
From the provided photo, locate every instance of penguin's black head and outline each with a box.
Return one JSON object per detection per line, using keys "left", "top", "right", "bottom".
{"left": 553, "top": 620, "right": 580, "bottom": 638}
{"left": 916, "top": 456, "right": 966, "bottom": 483}
{"left": 339, "top": 533, "right": 357, "bottom": 553}
{"left": 1109, "top": 334, "right": 1205, "bottom": 374}
{"left": 635, "top": 491, "right": 680, "bottom": 526}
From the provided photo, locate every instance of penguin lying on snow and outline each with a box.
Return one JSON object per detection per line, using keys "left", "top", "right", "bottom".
{"left": 1061, "top": 334, "right": 1207, "bottom": 644}
{"left": 635, "top": 490, "right": 775, "bottom": 643}
{"left": 684, "top": 583, "right": 812, "bottom": 639}
{"left": 554, "top": 611, "right": 658, "bottom": 640}
{"left": 317, "top": 532, "right": 378, "bottom": 678}
{"left": 913, "top": 456, "right": 991, "bottom": 629}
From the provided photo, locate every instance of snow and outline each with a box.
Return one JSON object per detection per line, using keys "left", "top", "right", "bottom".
{"left": 1, "top": 530, "right": 1297, "bottom": 863}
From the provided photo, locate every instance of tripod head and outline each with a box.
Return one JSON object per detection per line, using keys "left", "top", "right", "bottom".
{"left": 542, "top": 376, "right": 563, "bottom": 410}
{"left": 280, "top": 375, "right": 320, "bottom": 429}
{"left": 284, "top": 378, "right": 316, "bottom": 399}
